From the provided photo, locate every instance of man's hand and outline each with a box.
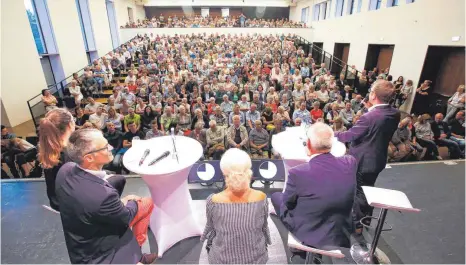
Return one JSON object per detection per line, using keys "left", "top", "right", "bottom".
{"left": 121, "top": 195, "right": 141, "bottom": 205}
{"left": 440, "top": 133, "right": 447, "bottom": 139}
{"left": 236, "top": 144, "right": 241, "bottom": 148}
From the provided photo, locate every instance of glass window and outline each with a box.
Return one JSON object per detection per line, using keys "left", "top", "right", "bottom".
{"left": 387, "top": 0, "right": 399, "bottom": 7}
{"left": 321, "top": 1, "right": 327, "bottom": 20}
{"left": 76, "top": 0, "right": 89, "bottom": 51}
{"left": 348, "top": 0, "right": 355, "bottom": 14}
{"left": 313, "top": 4, "right": 320, "bottom": 21}
{"left": 301, "top": 7, "right": 309, "bottom": 23}
{"left": 369, "top": 0, "right": 382, "bottom": 10}
{"left": 357, "top": 0, "right": 363, "bottom": 12}
{"left": 335, "top": 0, "right": 344, "bottom": 17}
{"left": 106, "top": 0, "right": 120, "bottom": 48}
{"left": 24, "top": 0, "right": 47, "bottom": 54}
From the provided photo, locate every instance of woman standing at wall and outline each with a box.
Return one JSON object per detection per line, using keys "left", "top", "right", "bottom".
{"left": 412, "top": 80, "right": 432, "bottom": 115}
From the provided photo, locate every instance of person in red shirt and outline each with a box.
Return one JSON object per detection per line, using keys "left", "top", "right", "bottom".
{"left": 310, "top": 101, "right": 323, "bottom": 123}
{"left": 207, "top": 97, "right": 218, "bottom": 116}
{"left": 261, "top": 63, "right": 271, "bottom": 76}
{"left": 127, "top": 80, "right": 138, "bottom": 94}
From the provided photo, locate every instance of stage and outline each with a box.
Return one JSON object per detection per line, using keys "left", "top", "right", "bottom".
{"left": 1, "top": 160, "right": 464, "bottom": 264}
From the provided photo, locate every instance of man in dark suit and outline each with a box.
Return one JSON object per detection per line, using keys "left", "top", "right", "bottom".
{"left": 431, "top": 113, "right": 461, "bottom": 159}
{"left": 336, "top": 74, "right": 348, "bottom": 94}
{"left": 271, "top": 123, "right": 357, "bottom": 254}
{"left": 56, "top": 129, "right": 155, "bottom": 264}
{"left": 335, "top": 80, "right": 400, "bottom": 234}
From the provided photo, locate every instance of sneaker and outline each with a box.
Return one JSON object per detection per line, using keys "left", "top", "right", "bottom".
{"left": 436, "top": 155, "right": 443, "bottom": 160}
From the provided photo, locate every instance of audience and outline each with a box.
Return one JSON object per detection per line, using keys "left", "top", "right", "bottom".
{"left": 123, "top": 15, "right": 305, "bottom": 28}
{"left": 14, "top": 32, "right": 462, "bottom": 182}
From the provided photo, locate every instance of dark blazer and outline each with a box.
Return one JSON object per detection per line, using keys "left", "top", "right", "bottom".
{"left": 240, "top": 90, "right": 254, "bottom": 101}
{"left": 201, "top": 91, "right": 215, "bottom": 103}
{"left": 336, "top": 79, "right": 348, "bottom": 91}
{"left": 430, "top": 120, "right": 451, "bottom": 140}
{"left": 55, "top": 163, "right": 142, "bottom": 264}
{"left": 336, "top": 105, "right": 400, "bottom": 175}
{"left": 280, "top": 153, "right": 357, "bottom": 248}
{"left": 340, "top": 90, "right": 353, "bottom": 101}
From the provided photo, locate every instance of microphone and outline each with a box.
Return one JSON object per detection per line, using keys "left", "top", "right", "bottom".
{"left": 148, "top": 151, "right": 170, "bottom": 166}
{"left": 170, "top": 127, "right": 175, "bottom": 136}
{"left": 139, "top": 149, "right": 150, "bottom": 166}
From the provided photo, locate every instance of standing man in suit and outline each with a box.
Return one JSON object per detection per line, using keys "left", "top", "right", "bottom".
{"left": 56, "top": 129, "right": 156, "bottom": 264}
{"left": 335, "top": 80, "right": 400, "bottom": 235}
{"left": 271, "top": 123, "right": 357, "bottom": 261}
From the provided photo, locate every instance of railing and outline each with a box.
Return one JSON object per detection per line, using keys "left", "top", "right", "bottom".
{"left": 26, "top": 36, "right": 139, "bottom": 129}
{"left": 293, "top": 36, "right": 362, "bottom": 84}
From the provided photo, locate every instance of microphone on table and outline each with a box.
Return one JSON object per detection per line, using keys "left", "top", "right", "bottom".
{"left": 170, "top": 127, "right": 175, "bottom": 136}
{"left": 139, "top": 149, "right": 150, "bottom": 166}
{"left": 148, "top": 151, "right": 170, "bottom": 166}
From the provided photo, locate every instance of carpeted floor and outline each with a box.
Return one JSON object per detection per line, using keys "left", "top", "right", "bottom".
{"left": 1, "top": 160, "right": 464, "bottom": 264}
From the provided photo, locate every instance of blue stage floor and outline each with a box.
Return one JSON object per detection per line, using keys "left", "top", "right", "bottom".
{"left": 1, "top": 160, "right": 464, "bottom": 264}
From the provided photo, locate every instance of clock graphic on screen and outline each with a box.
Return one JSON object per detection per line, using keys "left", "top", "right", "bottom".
{"left": 258, "top": 161, "right": 277, "bottom": 179}
{"left": 196, "top": 163, "right": 216, "bottom": 181}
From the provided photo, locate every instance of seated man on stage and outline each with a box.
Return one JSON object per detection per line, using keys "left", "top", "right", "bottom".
{"left": 56, "top": 129, "right": 156, "bottom": 264}
{"left": 271, "top": 122, "right": 356, "bottom": 262}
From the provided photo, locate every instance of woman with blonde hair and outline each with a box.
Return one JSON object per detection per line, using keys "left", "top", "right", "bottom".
{"left": 332, "top": 117, "right": 347, "bottom": 132}
{"left": 414, "top": 114, "right": 442, "bottom": 160}
{"left": 444, "top": 85, "right": 465, "bottom": 122}
{"left": 201, "top": 148, "right": 271, "bottom": 264}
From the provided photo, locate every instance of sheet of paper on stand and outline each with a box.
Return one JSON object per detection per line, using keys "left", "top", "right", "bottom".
{"left": 362, "top": 186, "right": 421, "bottom": 212}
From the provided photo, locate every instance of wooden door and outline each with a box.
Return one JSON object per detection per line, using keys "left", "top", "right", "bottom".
{"left": 435, "top": 48, "right": 465, "bottom": 96}
{"left": 377, "top": 46, "right": 394, "bottom": 73}
{"left": 341, "top": 44, "right": 350, "bottom": 63}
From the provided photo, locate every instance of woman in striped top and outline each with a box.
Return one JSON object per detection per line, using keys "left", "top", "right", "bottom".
{"left": 201, "top": 148, "right": 271, "bottom": 264}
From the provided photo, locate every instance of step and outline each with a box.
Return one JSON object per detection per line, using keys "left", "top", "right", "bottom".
{"left": 96, "top": 98, "right": 108, "bottom": 104}
{"left": 103, "top": 90, "right": 113, "bottom": 95}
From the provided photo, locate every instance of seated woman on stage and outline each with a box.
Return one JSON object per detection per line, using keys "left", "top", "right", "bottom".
{"left": 201, "top": 148, "right": 271, "bottom": 264}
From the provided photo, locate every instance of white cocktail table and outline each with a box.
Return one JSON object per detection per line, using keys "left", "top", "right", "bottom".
{"left": 123, "top": 136, "right": 203, "bottom": 257}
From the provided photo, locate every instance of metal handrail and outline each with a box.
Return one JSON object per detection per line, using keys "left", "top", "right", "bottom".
{"left": 27, "top": 36, "right": 140, "bottom": 128}
{"left": 294, "top": 35, "right": 362, "bottom": 80}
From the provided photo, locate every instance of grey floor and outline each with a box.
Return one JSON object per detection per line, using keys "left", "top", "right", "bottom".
{"left": 1, "top": 161, "right": 464, "bottom": 264}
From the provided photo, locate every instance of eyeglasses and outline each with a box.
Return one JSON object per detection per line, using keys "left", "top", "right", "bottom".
{"left": 84, "top": 144, "right": 113, "bottom": 156}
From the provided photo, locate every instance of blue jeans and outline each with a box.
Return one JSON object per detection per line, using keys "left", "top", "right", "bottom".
{"left": 436, "top": 138, "right": 461, "bottom": 159}
{"left": 111, "top": 150, "right": 123, "bottom": 173}
{"left": 450, "top": 137, "right": 465, "bottom": 156}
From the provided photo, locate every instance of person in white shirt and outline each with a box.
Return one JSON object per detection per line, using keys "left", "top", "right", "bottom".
{"left": 316, "top": 84, "right": 330, "bottom": 106}
{"left": 84, "top": 97, "right": 104, "bottom": 115}
{"left": 124, "top": 72, "right": 136, "bottom": 84}
{"left": 89, "top": 106, "right": 108, "bottom": 130}
{"left": 69, "top": 80, "right": 83, "bottom": 105}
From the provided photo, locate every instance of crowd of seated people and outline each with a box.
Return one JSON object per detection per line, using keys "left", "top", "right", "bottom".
{"left": 12, "top": 33, "right": 466, "bottom": 179}
{"left": 1, "top": 126, "right": 39, "bottom": 179}
{"left": 122, "top": 14, "right": 305, "bottom": 28}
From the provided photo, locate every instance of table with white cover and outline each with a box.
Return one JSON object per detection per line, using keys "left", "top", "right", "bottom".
{"left": 271, "top": 125, "right": 347, "bottom": 191}
{"left": 122, "top": 136, "right": 203, "bottom": 257}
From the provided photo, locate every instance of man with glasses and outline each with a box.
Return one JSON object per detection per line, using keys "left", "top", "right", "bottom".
{"left": 55, "top": 128, "right": 157, "bottom": 264}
